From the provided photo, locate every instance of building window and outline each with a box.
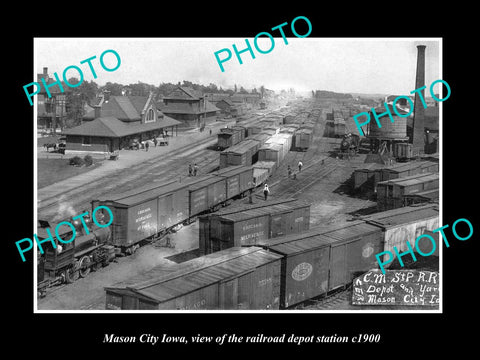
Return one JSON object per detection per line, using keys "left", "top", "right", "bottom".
{"left": 145, "top": 108, "right": 156, "bottom": 123}
{"left": 82, "top": 136, "right": 91, "bottom": 145}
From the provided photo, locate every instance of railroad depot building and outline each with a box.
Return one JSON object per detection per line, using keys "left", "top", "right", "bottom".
{"left": 63, "top": 93, "right": 181, "bottom": 154}
{"left": 157, "top": 87, "right": 220, "bottom": 127}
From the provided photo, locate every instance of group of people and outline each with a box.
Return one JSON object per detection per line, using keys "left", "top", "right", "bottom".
{"left": 263, "top": 160, "right": 305, "bottom": 201}
{"left": 287, "top": 160, "right": 303, "bottom": 179}
{"left": 188, "top": 163, "right": 199, "bottom": 176}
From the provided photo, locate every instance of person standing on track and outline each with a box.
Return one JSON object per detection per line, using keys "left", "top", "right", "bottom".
{"left": 263, "top": 184, "right": 270, "bottom": 201}
{"left": 193, "top": 163, "right": 198, "bottom": 176}
{"left": 298, "top": 160, "right": 303, "bottom": 172}
{"left": 287, "top": 165, "right": 292, "bottom": 179}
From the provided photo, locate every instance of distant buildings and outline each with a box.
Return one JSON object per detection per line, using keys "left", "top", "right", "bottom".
{"left": 37, "top": 67, "right": 67, "bottom": 132}
{"left": 157, "top": 87, "right": 220, "bottom": 127}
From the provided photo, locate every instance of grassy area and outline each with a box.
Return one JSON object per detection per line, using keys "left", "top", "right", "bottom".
{"left": 37, "top": 158, "right": 102, "bottom": 189}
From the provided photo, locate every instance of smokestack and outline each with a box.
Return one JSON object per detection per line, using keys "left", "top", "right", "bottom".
{"left": 412, "top": 45, "right": 426, "bottom": 154}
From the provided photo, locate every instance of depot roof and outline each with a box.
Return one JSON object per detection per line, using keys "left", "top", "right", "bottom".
{"left": 63, "top": 116, "right": 181, "bottom": 138}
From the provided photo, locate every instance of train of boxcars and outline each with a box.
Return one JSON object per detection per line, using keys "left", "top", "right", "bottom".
{"left": 37, "top": 108, "right": 318, "bottom": 295}
{"left": 105, "top": 203, "right": 439, "bottom": 310}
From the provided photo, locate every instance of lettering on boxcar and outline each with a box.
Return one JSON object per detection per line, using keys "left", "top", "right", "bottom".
{"left": 294, "top": 216, "right": 304, "bottom": 223}
{"left": 291, "top": 262, "right": 313, "bottom": 281}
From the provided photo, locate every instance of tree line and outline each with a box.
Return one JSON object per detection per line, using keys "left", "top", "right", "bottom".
{"left": 59, "top": 78, "right": 266, "bottom": 128}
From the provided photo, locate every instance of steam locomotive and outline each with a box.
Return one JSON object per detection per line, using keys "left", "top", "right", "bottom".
{"left": 37, "top": 210, "right": 115, "bottom": 297}
{"left": 339, "top": 133, "right": 361, "bottom": 156}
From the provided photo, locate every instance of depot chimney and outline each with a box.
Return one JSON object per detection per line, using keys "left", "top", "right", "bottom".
{"left": 412, "top": 45, "right": 426, "bottom": 154}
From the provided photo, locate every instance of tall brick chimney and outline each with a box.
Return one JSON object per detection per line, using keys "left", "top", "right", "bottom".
{"left": 412, "top": 45, "right": 426, "bottom": 154}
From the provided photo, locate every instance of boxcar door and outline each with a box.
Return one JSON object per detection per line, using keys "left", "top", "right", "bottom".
{"left": 219, "top": 278, "right": 238, "bottom": 310}
{"left": 329, "top": 244, "right": 347, "bottom": 291}
{"left": 270, "top": 213, "right": 288, "bottom": 238}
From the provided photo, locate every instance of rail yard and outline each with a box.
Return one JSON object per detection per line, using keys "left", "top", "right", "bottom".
{"left": 37, "top": 97, "right": 439, "bottom": 311}
{"left": 35, "top": 44, "right": 440, "bottom": 312}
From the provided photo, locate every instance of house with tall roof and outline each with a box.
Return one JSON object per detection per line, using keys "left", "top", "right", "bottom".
{"left": 63, "top": 93, "right": 181, "bottom": 153}
{"left": 157, "top": 87, "right": 220, "bottom": 127}
{"left": 37, "top": 67, "right": 67, "bottom": 132}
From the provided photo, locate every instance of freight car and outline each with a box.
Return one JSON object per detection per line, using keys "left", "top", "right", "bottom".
{"left": 217, "top": 127, "right": 243, "bottom": 150}
{"left": 219, "top": 140, "right": 260, "bottom": 168}
{"left": 294, "top": 128, "right": 313, "bottom": 151}
{"left": 93, "top": 166, "right": 256, "bottom": 254}
{"left": 37, "top": 212, "right": 115, "bottom": 294}
{"left": 105, "top": 246, "right": 283, "bottom": 310}
{"left": 376, "top": 172, "right": 439, "bottom": 211}
{"left": 253, "top": 220, "right": 384, "bottom": 308}
{"left": 104, "top": 204, "right": 439, "bottom": 310}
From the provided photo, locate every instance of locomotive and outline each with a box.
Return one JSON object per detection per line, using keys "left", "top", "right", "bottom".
{"left": 339, "top": 133, "right": 361, "bottom": 156}
{"left": 37, "top": 210, "right": 115, "bottom": 297}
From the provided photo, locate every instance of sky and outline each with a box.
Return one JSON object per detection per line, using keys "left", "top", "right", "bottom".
{"left": 35, "top": 38, "right": 441, "bottom": 96}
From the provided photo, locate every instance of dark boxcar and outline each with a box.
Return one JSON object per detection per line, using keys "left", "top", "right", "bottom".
{"left": 203, "top": 201, "right": 310, "bottom": 254}
{"left": 212, "top": 165, "right": 254, "bottom": 199}
{"left": 198, "top": 197, "right": 299, "bottom": 255}
{"left": 321, "top": 221, "right": 384, "bottom": 290}
{"left": 217, "top": 128, "right": 242, "bottom": 149}
{"left": 220, "top": 140, "right": 260, "bottom": 168}
{"left": 381, "top": 160, "right": 439, "bottom": 182}
{"left": 258, "top": 234, "right": 334, "bottom": 308}
{"left": 187, "top": 174, "right": 227, "bottom": 216}
{"left": 295, "top": 129, "right": 313, "bottom": 151}
{"left": 231, "top": 125, "right": 247, "bottom": 140}
{"left": 105, "top": 247, "right": 282, "bottom": 310}
{"left": 376, "top": 173, "right": 439, "bottom": 211}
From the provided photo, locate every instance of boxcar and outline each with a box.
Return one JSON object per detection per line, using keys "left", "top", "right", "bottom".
{"left": 253, "top": 220, "right": 384, "bottom": 308}
{"left": 249, "top": 133, "right": 270, "bottom": 147}
{"left": 95, "top": 180, "right": 195, "bottom": 249}
{"left": 376, "top": 172, "right": 439, "bottom": 211}
{"left": 105, "top": 247, "right": 282, "bottom": 310}
{"left": 219, "top": 140, "right": 260, "bottom": 168}
{"left": 364, "top": 204, "right": 439, "bottom": 265}
{"left": 217, "top": 128, "right": 242, "bottom": 149}
{"left": 187, "top": 174, "right": 227, "bottom": 215}
{"left": 212, "top": 165, "right": 254, "bottom": 199}
{"left": 294, "top": 129, "right": 313, "bottom": 151}
{"left": 201, "top": 201, "right": 310, "bottom": 254}
{"left": 381, "top": 160, "right": 439, "bottom": 182}
{"left": 258, "top": 143, "right": 284, "bottom": 167}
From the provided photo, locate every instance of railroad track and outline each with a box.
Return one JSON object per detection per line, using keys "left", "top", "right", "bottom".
{"left": 37, "top": 136, "right": 218, "bottom": 220}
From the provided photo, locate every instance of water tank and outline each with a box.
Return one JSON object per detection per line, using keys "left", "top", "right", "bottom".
{"left": 368, "top": 104, "right": 408, "bottom": 139}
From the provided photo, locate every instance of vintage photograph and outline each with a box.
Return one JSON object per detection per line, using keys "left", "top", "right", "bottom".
{"left": 33, "top": 37, "right": 441, "bottom": 312}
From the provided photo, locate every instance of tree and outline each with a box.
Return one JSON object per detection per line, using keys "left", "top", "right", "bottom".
{"left": 239, "top": 86, "right": 248, "bottom": 94}
{"left": 234, "top": 84, "right": 238, "bottom": 93}
{"left": 64, "top": 78, "right": 99, "bottom": 128}
{"left": 101, "top": 82, "right": 124, "bottom": 96}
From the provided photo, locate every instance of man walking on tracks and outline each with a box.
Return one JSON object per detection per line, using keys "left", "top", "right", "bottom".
{"left": 263, "top": 184, "right": 270, "bottom": 201}
{"left": 298, "top": 160, "right": 303, "bottom": 172}
{"left": 287, "top": 165, "right": 292, "bottom": 179}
